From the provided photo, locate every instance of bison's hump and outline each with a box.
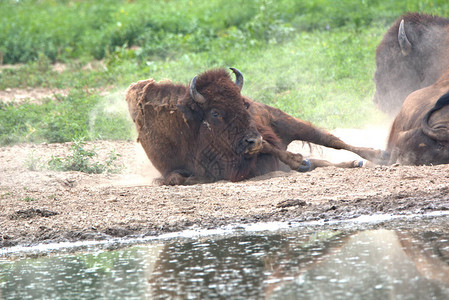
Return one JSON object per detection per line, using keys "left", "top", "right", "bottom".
{"left": 125, "top": 78, "right": 186, "bottom": 123}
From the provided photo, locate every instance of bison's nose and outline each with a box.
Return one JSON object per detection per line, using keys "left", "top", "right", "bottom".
{"left": 244, "top": 135, "right": 263, "bottom": 155}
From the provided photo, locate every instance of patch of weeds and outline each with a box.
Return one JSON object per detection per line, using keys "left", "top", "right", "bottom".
{"left": 47, "top": 139, "right": 123, "bottom": 174}
{"left": 25, "top": 150, "right": 43, "bottom": 171}
{"left": 1, "top": 191, "right": 11, "bottom": 199}
{"left": 23, "top": 196, "right": 37, "bottom": 202}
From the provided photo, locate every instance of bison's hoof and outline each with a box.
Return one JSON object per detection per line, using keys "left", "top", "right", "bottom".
{"left": 381, "top": 150, "right": 390, "bottom": 161}
{"left": 284, "top": 152, "right": 303, "bottom": 169}
{"left": 356, "top": 160, "right": 364, "bottom": 168}
{"left": 298, "top": 158, "right": 311, "bottom": 172}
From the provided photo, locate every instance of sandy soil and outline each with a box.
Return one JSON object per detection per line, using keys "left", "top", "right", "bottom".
{"left": 0, "top": 87, "right": 69, "bottom": 105}
{"left": 1, "top": 136, "right": 449, "bottom": 249}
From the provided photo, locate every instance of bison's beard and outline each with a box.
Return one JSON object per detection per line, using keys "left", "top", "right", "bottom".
{"left": 195, "top": 143, "right": 258, "bottom": 182}
{"left": 226, "top": 155, "right": 258, "bottom": 182}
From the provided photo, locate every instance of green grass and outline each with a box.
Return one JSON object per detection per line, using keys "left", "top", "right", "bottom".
{"left": 47, "top": 139, "right": 123, "bottom": 174}
{"left": 1, "top": 0, "right": 449, "bottom": 145}
{"left": 25, "top": 138, "right": 124, "bottom": 174}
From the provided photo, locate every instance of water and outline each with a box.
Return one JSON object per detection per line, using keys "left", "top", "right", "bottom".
{"left": 1, "top": 215, "right": 449, "bottom": 299}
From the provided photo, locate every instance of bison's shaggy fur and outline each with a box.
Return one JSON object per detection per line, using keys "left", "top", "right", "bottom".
{"left": 127, "top": 68, "right": 386, "bottom": 185}
{"left": 387, "top": 71, "right": 449, "bottom": 165}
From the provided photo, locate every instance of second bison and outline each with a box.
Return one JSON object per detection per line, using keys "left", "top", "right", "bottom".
{"left": 373, "top": 13, "right": 449, "bottom": 115}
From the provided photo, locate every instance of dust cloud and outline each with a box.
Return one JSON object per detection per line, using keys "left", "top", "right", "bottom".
{"left": 92, "top": 89, "right": 162, "bottom": 187}
{"left": 89, "top": 89, "right": 131, "bottom": 136}
{"left": 118, "top": 143, "right": 161, "bottom": 187}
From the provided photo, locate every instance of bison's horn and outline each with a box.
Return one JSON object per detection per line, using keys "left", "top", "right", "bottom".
{"left": 230, "top": 67, "right": 244, "bottom": 90}
{"left": 398, "top": 19, "right": 412, "bottom": 56}
{"left": 189, "top": 75, "right": 206, "bottom": 104}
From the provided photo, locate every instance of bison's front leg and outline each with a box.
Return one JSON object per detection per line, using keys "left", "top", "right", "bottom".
{"left": 261, "top": 141, "right": 310, "bottom": 171}
{"left": 261, "top": 141, "right": 362, "bottom": 172}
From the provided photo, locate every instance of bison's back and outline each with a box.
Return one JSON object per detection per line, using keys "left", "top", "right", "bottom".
{"left": 126, "top": 79, "right": 192, "bottom": 174}
{"left": 126, "top": 79, "right": 185, "bottom": 122}
{"left": 394, "top": 75, "right": 449, "bottom": 131}
{"left": 387, "top": 74, "right": 449, "bottom": 164}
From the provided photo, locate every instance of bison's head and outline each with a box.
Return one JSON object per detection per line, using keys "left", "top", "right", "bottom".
{"left": 373, "top": 13, "right": 449, "bottom": 116}
{"left": 393, "top": 128, "right": 449, "bottom": 166}
{"left": 177, "top": 68, "right": 263, "bottom": 181}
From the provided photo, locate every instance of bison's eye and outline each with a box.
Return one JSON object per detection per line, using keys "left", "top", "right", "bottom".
{"left": 244, "top": 102, "right": 250, "bottom": 109}
{"left": 210, "top": 109, "right": 221, "bottom": 119}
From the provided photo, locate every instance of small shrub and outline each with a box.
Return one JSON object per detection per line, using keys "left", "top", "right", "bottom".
{"left": 47, "top": 139, "right": 123, "bottom": 174}
{"left": 23, "top": 196, "right": 37, "bottom": 202}
{"left": 25, "top": 150, "right": 42, "bottom": 171}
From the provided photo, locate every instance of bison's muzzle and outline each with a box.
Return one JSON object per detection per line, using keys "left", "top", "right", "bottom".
{"left": 243, "top": 135, "right": 263, "bottom": 156}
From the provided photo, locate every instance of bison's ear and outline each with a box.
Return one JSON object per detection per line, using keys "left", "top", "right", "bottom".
{"left": 177, "top": 99, "right": 204, "bottom": 121}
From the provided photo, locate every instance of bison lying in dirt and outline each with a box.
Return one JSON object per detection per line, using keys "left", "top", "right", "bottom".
{"left": 373, "top": 13, "right": 449, "bottom": 115}
{"left": 387, "top": 71, "right": 449, "bottom": 165}
{"left": 126, "top": 68, "right": 386, "bottom": 185}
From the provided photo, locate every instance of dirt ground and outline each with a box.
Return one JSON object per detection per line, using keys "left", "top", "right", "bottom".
{"left": 0, "top": 87, "right": 69, "bottom": 105}
{"left": 1, "top": 136, "right": 449, "bottom": 249}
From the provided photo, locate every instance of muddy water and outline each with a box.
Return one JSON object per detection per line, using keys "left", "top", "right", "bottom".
{"left": 1, "top": 215, "right": 449, "bottom": 299}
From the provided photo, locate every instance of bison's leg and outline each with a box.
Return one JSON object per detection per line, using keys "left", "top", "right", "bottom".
{"left": 157, "top": 170, "right": 203, "bottom": 186}
{"left": 261, "top": 141, "right": 363, "bottom": 172}
{"left": 263, "top": 105, "right": 389, "bottom": 164}
{"left": 307, "top": 158, "right": 363, "bottom": 170}
{"left": 261, "top": 141, "right": 307, "bottom": 170}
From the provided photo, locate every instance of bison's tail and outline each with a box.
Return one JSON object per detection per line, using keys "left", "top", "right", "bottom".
{"left": 421, "top": 90, "right": 449, "bottom": 142}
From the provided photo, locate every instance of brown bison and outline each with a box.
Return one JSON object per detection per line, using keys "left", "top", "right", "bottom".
{"left": 387, "top": 71, "right": 449, "bottom": 165}
{"left": 126, "top": 68, "right": 386, "bottom": 185}
{"left": 373, "top": 13, "right": 449, "bottom": 115}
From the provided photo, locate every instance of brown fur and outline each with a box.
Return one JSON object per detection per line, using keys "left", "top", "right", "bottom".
{"left": 126, "top": 68, "right": 387, "bottom": 185}
{"left": 387, "top": 70, "right": 449, "bottom": 165}
{"left": 374, "top": 13, "right": 449, "bottom": 115}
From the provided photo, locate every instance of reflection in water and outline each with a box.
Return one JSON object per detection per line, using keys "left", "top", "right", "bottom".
{"left": 0, "top": 244, "right": 164, "bottom": 299}
{"left": 1, "top": 218, "right": 449, "bottom": 299}
{"left": 265, "top": 230, "right": 449, "bottom": 299}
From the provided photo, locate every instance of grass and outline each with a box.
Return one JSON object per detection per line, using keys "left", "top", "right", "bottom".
{"left": 23, "top": 196, "right": 37, "bottom": 202}
{"left": 1, "top": 0, "right": 449, "bottom": 146}
{"left": 24, "top": 139, "right": 121, "bottom": 174}
{"left": 41, "top": 139, "right": 124, "bottom": 174}
{"left": 25, "top": 150, "right": 42, "bottom": 171}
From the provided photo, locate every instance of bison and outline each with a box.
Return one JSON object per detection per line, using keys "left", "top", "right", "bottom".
{"left": 386, "top": 71, "right": 449, "bottom": 165}
{"left": 126, "top": 68, "right": 386, "bottom": 185}
{"left": 373, "top": 13, "right": 449, "bottom": 115}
